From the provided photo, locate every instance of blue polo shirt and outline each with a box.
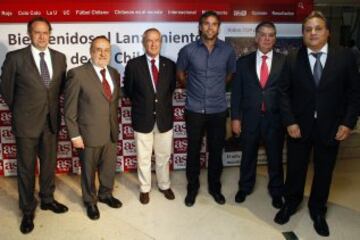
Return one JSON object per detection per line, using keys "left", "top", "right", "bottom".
{"left": 177, "top": 38, "right": 236, "bottom": 114}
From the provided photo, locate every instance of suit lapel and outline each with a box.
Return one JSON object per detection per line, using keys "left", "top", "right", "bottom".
{"left": 140, "top": 55, "right": 156, "bottom": 92}
{"left": 318, "top": 47, "right": 334, "bottom": 88}
{"left": 49, "top": 48, "right": 57, "bottom": 88}
{"left": 108, "top": 67, "right": 119, "bottom": 101}
{"left": 249, "top": 52, "right": 261, "bottom": 88}
{"left": 266, "top": 52, "right": 281, "bottom": 87}
{"left": 299, "top": 46, "right": 316, "bottom": 88}
{"left": 25, "top": 46, "right": 45, "bottom": 87}
{"left": 85, "top": 61, "right": 106, "bottom": 98}
{"left": 157, "top": 56, "right": 167, "bottom": 93}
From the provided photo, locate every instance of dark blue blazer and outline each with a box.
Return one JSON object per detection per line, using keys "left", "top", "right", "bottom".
{"left": 123, "top": 55, "right": 176, "bottom": 133}
{"left": 231, "top": 51, "right": 285, "bottom": 132}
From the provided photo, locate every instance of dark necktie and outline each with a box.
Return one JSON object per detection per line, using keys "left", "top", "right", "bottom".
{"left": 260, "top": 55, "right": 269, "bottom": 112}
{"left": 39, "top": 52, "right": 51, "bottom": 88}
{"left": 151, "top": 59, "right": 159, "bottom": 87}
{"left": 311, "top": 52, "right": 323, "bottom": 86}
{"left": 100, "top": 69, "right": 112, "bottom": 101}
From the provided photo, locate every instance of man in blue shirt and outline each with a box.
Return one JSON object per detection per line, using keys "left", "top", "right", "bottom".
{"left": 177, "top": 10, "right": 236, "bottom": 207}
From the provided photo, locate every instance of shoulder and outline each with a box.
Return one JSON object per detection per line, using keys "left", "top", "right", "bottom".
{"left": 4, "top": 46, "right": 29, "bottom": 60}
{"left": 217, "top": 39, "right": 235, "bottom": 52}
{"left": 237, "top": 51, "right": 253, "bottom": 65}
{"left": 160, "top": 56, "right": 175, "bottom": 66}
{"left": 108, "top": 65, "right": 120, "bottom": 76}
{"left": 49, "top": 48, "right": 66, "bottom": 60}
{"left": 330, "top": 46, "right": 353, "bottom": 57}
{"left": 68, "top": 63, "right": 88, "bottom": 75}
{"left": 179, "top": 41, "right": 198, "bottom": 53}
{"left": 126, "top": 55, "right": 144, "bottom": 67}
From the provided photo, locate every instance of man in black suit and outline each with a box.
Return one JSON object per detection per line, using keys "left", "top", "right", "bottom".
{"left": 0, "top": 17, "right": 68, "bottom": 234}
{"left": 274, "top": 11, "right": 360, "bottom": 237}
{"left": 124, "top": 28, "right": 176, "bottom": 204}
{"left": 231, "top": 21, "right": 285, "bottom": 209}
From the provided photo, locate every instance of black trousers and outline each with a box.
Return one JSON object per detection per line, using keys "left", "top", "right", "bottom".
{"left": 284, "top": 121, "right": 339, "bottom": 216}
{"left": 185, "top": 110, "right": 227, "bottom": 193}
{"left": 79, "top": 141, "right": 117, "bottom": 205}
{"left": 16, "top": 119, "right": 57, "bottom": 214}
{"left": 239, "top": 113, "right": 284, "bottom": 197}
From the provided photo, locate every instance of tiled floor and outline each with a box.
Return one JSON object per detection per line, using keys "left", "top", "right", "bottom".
{"left": 0, "top": 133, "right": 359, "bottom": 240}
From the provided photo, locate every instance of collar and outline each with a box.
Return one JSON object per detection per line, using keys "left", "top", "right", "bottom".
{"left": 146, "top": 54, "right": 160, "bottom": 62}
{"left": 256, "top": 49, "right": 273, "bottom": 60}
{"left": 197, "top": 38, "right": 220, "bottom": 47}
{"left": 307, "top": 43, "right": 328, "bottom": 55}
{"left": 31, "top": 45, "right": 50, "bottom": 56}
{"left": 90, "top": 60, "right": 108, "bottom": 72}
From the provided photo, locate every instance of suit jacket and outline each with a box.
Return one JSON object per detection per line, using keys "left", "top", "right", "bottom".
{"left": 231, "top": 51, "right": 285, "bottom": 132}
{"left": 64, "top": 61, "right": 120, "bottom": 147}
{"left": 123, "top": 55, "right": 176, "bottom": 133}
{"left": 0, "top": 45, "right": 66, "bottom": 137}
{"left": 279, "top": 45, "right": 360, "bottom": 145}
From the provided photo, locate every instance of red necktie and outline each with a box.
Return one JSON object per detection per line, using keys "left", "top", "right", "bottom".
{"left": 100, "top": 69, "right": 112, "bottom": 102}
{"left": 260, "top": 55, "right": 269, "bottom": 111}
{"left": 151, "top": 59, "right": 159, "bottom": 87}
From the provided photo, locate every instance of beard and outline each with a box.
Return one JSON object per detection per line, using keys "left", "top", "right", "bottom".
{"left": 201, "top": 31, "right": 218, "bottom": 41}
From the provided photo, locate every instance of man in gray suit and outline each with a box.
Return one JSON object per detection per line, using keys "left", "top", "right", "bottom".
{"left": 0, "top": 16, "right": 68, "bottom": 234}
{"left": 64, "top": 35, "right": 122, "bottom": 220}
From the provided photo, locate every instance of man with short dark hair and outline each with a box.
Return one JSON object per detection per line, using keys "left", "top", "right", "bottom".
{"left": 274, "top": 11, "right": 360, "bottom": 237}
{"left": 0, "top": 16, "right": 68, "bottom": 234}
{"left": 64, "top": 35, "right": 122, "bottom": 220}
{"left": 124, "top": 28, "right": 176, "bottom": 204}
{"left": 231, "top": 21, "right": 285, "bottom": 208}
{"left": 177, "top": 10, "right": 236, "bottom": 207}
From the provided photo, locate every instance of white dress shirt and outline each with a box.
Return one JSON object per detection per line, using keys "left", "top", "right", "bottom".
{"left": 307, "top": 43, "right": 328, "bottom": 74}
{"left": 92, "top": 63, "right": 114, "bottom": 93}
{"left": 31, "top": 45, "right": 53, "bottom": 79}
{"left": 256, "top": 49, "right": 273, "bottom": 81}
{"left": 146, "top": 54, "right": 160, "bottom": 92}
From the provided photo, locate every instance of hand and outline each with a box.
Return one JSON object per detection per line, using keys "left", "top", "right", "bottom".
{"left": 71, "top": 136, "right": 85, "bottom": 149}
{"left": 232, "top": 120, "right": 242, "bottom": 136}
{"left": 287, "top": 124, "right": 301, "bottom": 138}
{"left": 335, "top": 125, "right": 351, "bottom": 141}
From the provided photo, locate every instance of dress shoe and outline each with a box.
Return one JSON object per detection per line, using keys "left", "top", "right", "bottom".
{"left": 184, "top": 191, "right": 197, "bottom": 207}
{"left": 274, "top": 205, "right": 295, "bottom": 225}
{"left": 272, "top": 196, "right": 284, "bottom": 209}
{"left": 140, "top": 192, "right": 149, "bottom": 204}
{"left": 86, "top": 204, "right": 100, "bottom": 220}
{"left": 40, "top": 200, "right": 68, "bottom": 213}
{"left": 209, "top": 191, "right": 226, "bottom": 205}
{"left": 99, "top": 196, "right": 122, "bottom": 208}
{"left": 235, "top": 190, "right": 247, "bottom": 203}
{"left": 159, "top": 188, "right": 175, "bottom": 200}
{"left": 20, "top": 213, "right": 34, "bottom": 234}
{"left": 312, "top": 215, "right": 330, "bottom": 237}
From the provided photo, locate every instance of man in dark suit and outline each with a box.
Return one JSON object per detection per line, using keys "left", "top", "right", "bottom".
{"left": 0, "top": 16, "right": 68, "bottom": 234}
{"left": 64, "top": 36, "right": 122, "bottom": 220}
{"left": 274, "top": 11, "right": 360, "bottom": 237}
{"left": 124, "top": 28, "right": 176, "bottom": 204}
{"left": 231, "top": 21, "right": 285, "bottom": 209}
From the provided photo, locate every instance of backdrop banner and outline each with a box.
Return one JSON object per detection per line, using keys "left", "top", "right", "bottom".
{"left": 0, "top": 0, "right": 311, "bottom": 176}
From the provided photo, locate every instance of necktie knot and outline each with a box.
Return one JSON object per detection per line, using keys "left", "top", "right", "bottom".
{"left": 311, "top": 52, "right": 323, "bottom": 87}
{"left": 39, "top": 52, "right": 45, "bottom": 59}
{"left": 311, "top": 52, "right": 322, "bottom": 60}
{"left": 261, "top": 55, "right": 268, "bottom": 61}
{"left": 151, "top": 59, "right": 156, "bottom": 65}
{"left": 100, "top": 68, "right": 106, "bottom": 78}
